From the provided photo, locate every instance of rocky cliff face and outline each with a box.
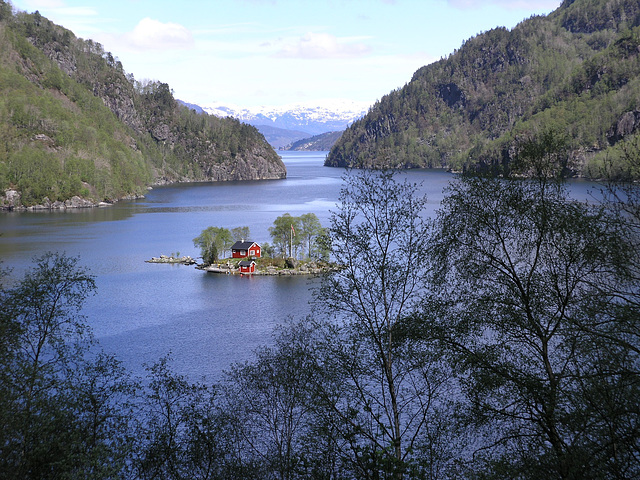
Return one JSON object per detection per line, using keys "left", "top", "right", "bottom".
{"left": 39, "top": 36, "right": 286, "bottom": 184}
{"left": 196, "top": 148, "right": 287, "bottom": 182}
{"left": 1, "top": 8, "right": 285, "bottom": 210}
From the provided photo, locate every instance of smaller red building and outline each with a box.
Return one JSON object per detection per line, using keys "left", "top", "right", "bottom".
{"left": 239, "top": 260, "right": 256, "bottom": 274}
{"left": 231, "top": 241, "right": 261, "bottom": 258}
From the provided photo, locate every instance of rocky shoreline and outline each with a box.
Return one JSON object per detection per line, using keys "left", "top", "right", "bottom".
{"left": 200, "top": 262, "right": 340, "bottom": 276}
{"left": 146, "top": 255, "right": 196, "bottom": 265}
{"left": 146, "top": 255, "right": 340, "bottom": 276}
{"left": 0, "top": 189, "right": 147, "bottom": 212}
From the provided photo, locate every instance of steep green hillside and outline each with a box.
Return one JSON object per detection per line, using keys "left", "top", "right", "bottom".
{"left": 0, "top": 3, "right": 285, "bottom": 208}
{"left": 326, "top": 0, "right": 640, "bottom": 178}
{"left": 283, "top": 131, "right": 343, "bottom": 151}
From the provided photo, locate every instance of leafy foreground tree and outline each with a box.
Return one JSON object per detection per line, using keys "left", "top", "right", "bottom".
{"left": 428, "top": 175, "right": 640, "bottom": 479}
{"left": 224, "top": 319, "right": 344, "bottom": 480}
{"left": 2, "top": 171, "right": 638, "bottom": 480}
{"left": 131, "top": 356, "right": 244, "bottom": 480}
{"left": 314, "top": 170, "right": 457, "bottom": 479}
{"left": 0, "top": 253, "right": 137, "bottom": 480}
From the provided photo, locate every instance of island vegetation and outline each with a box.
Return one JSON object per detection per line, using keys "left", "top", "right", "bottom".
{"left": 191, "top": 214, "right": 333, "bottom": 275}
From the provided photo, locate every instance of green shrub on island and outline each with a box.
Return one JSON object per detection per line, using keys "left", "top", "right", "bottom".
{"left": 193, "top": 226, "right": 233, "bottom": 265}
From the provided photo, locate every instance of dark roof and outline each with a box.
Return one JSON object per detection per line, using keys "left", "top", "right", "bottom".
{"left": 239, "top": 260, "right": 255, "bottom": 267}
{"left": 231, "top": 241, "right": 258, "bottom": 250}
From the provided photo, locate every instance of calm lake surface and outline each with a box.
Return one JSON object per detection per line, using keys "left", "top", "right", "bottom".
{"left": 0, "top": 151, "right": 598, "bottom": 381}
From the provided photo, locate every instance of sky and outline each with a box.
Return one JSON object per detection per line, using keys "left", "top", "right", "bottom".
{"left": 10, "top": 0, "right": 562, "bottom": 110}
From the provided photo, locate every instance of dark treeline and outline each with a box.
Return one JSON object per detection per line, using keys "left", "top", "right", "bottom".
{"left": 1, "top": 135, "right": 639, "bottom": 479}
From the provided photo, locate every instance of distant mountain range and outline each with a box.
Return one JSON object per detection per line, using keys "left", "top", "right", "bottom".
{"left": 180, "top": 100, "right": 370, "bottom": 149}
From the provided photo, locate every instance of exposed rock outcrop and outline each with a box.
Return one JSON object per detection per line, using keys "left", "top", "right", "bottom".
{"left": 202, "top": 260, "right": 341, "bottom": 276}
{"left": 608, "top": 110, "right": 640, "bottom": 144}
{"left": 0, "top": 190, "right": 114, "bottom": 211}
{"left": 146, "top": 255, "right": 196, "bottom": 265}
{"left": 2, "top": 9, "right": 287, "bottom": 210}
{"left": 1, "top": 189, "right": 21, "bottom": 210}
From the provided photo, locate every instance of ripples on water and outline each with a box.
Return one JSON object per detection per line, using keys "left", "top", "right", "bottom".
{"left": 0, "top": 152, "right": 598, "bottom": 380}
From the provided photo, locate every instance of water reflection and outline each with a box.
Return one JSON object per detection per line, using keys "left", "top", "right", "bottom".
{"left": 0, "top": 152, "right": 602, "bottom": 380}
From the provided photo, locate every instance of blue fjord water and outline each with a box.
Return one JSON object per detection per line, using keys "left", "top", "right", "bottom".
{"left": 0, "top": 151, "right": 596, "bottom": 380}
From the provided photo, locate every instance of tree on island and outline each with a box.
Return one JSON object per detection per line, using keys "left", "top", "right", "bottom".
{"left": 193, "top": 227, "right": 232, "bottom": 265}
{"left": 269, "top": 213, "right": 324, "bottom": 259}
{"left": 269, "top": 213, "right": 300, "bottom": 258}
{"left": 230, "top": 226, "right": 251, "bottom": 242}
{"left": 298, "top": 213, "right": 323, "bottom": 259}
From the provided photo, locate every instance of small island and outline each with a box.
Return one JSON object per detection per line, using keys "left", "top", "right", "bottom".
{"left": 148, "top": 215, "right": 340, "bottom": 276}
{"left": 146, "top": 254, "right": 196, "bottom": 265}
{"left": 146, "top": 253, "right": 339, "bottom": 275}
{"left": 199, "top": 257, "right": 340, "bottom": 276}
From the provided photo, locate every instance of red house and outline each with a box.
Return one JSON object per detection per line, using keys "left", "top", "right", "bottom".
{"left": 231, "top": 241, "right": 261, "bottom": 258}
{"left": 239, "top": 260, "right": 256, "bottom": 274}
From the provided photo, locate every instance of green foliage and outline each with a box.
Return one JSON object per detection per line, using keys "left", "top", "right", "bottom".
{"left": 285, "top": 130, "right": 343, "bottom": 151}
{"left": 259, "top": 241, "right": 276, "bottom": 258}
{"left": 0, "top": 7, "right": 282, "bottom": 206}
{"left": 269, "top": 213, "right": 300, "bottom": 258}
{"left": 0, "top": 1, "right": 12, "bottom": 21}
{"left": 132, "top": 357, "right": 225, "bottom": 479}
{"left": 509, "top": 127, "right": 572, "bottom": 178}
{"left": 268, "top": 212, "right": 324, "bottom": 259}
{"left": 193, "top": 226, "right": 232, "bottom": 264}
{"left": 224, "top": 320, "right": 331, "bottom": 479}
{"left": 0, "top": 253, "right": 137, "bottom": 479}
{"left": 429, "top": 175, "right": 640, "bottom": 478}
{"left": 0, "top": 15, "right": 153, "bottom": 203}
{"left": 313, "top": 171, "right": 456, "bottom": 477}
{"left": 2, "top": 169, "right": 639, "bottom": 479}
{"left": 298, "top": 212, "right": 322, "bottom": 259}
{"left": 327, "top": 0, "right": 640, "bottom": 179}
{"left": 230, "top": 225, "right": 251, "bottom": 242}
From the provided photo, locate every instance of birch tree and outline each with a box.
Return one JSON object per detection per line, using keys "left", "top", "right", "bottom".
{"left": 430, "top": 175, "right": 640, "bottom": 479}
{"left": 315, "top": 170, "right": 454, "bottom": 479}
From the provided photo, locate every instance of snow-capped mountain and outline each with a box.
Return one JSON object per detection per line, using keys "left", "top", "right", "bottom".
{"left": 202, "top": 100, "right": 371, "bottom": 137}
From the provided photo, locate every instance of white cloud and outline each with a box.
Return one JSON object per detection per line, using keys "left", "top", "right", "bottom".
{"left": 447, "top": 0, "right": 560, "bottom": 10}
{"left": 123, "top": 18, "right": 194, "bottom": 51}
{"left": 275, "top": 32, "right": 372, "bottom": 59}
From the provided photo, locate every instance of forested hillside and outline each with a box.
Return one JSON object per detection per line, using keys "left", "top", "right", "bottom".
{"left": 0, "top": 3, "right": 285, "bottom": 208}
{"left": 327, "top": 0, "right": 640, "bottom": 178}
{"left": 283, "top": 131, "right": 342, "bottom": 151}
